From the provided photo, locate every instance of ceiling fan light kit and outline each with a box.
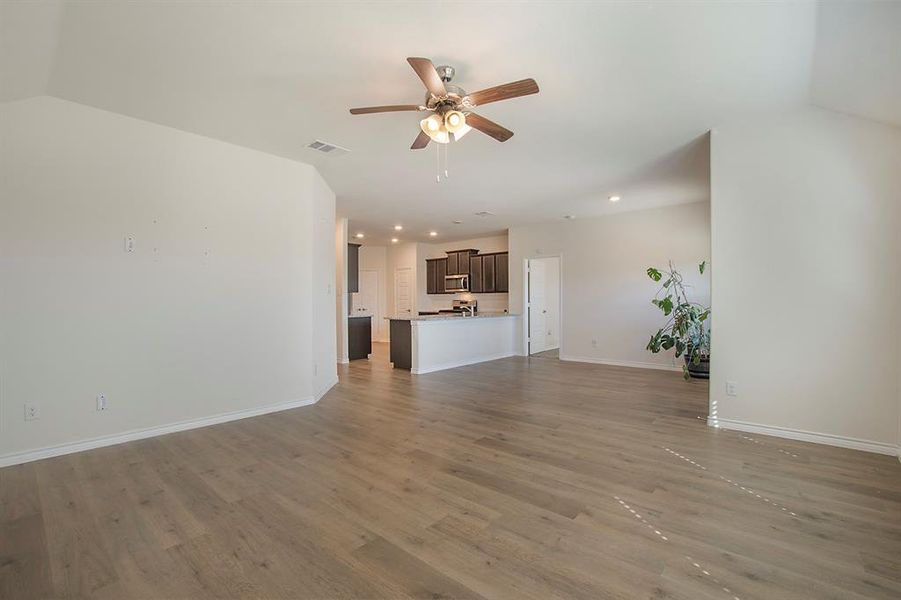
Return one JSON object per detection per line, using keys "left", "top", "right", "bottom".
{"left": 444, "top": 110, "right": 466, "bottom": 133}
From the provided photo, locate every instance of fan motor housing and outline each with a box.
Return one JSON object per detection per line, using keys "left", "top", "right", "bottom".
{"left": 435, "top": 65, "right": 455, "bottom": 82}
{"left": 424, "top": 65, "right": 467, "bottom": 112}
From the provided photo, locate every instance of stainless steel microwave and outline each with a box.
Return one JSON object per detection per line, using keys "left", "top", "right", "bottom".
{"left": 444, "top": 274, "right": 469, "bottom": 292}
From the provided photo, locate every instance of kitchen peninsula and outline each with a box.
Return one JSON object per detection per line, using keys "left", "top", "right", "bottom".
{"left": 389, "top": 313, "right": 519, "bottom": 374}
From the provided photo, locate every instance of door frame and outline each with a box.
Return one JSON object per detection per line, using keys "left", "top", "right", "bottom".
{"left": 523, "top": 255, "right": 563, "bottom": 356}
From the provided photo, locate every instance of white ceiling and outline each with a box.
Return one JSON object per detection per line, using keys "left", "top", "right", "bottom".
{"left": 2, "top": 1, "right": 821, "bottom": 244}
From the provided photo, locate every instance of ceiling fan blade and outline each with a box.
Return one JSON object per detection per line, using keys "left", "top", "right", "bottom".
{"left": 466, "top": 78, "right": 539, "bottom": 107}
{"left": 349, "top": 104, "right": 422, "bottom": 115}
{"left": 407, "top": 57, "right": 447, "bottom": 97}
{"left": 465, "top": 112, "right": 514, "bottom": 142}
{"left": 411, "top": 130, "right": 431, "bottom": 150}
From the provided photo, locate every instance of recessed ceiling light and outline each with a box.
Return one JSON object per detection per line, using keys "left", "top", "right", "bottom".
{"left": 609, "top": 195, "right": 621, "bottom": 202}
{"left": 563, "top": 215, "right": 576, "bottom": 220}
{"left": 355, "top": 233, "right": 364, "bottom": 238}
{"left": 394, "top": 225, "right": 403, "bottom": 231}
{"left": 391, "top": 238, "right": 399, "bottom": 243}
{"left": 429, "top": 231, "right": 438, "bottom": 237}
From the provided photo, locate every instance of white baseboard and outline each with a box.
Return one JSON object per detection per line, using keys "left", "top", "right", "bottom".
{"left": 314, "top": 376, "right": 339, "bottom": 401}
{"left": 412, "top": 352, "right": 515, "bottom": 375}
{"left": 712, "top": 417, "right": 899, "bottom": 457}
{"left": 0, "top": 396, "right": 318, "bottom": 468}
{"left": 559, "top": 354, "right": 682, "bottom": 372}
{"left": 337, "top": 357, "right": 349, "bottom": 364}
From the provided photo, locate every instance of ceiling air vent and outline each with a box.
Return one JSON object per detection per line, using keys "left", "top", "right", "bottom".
{"left": 306, "top": 140, "right": 350, "bottom": 156}
{"left": 474, "top": 211, "right": 494, "bottom": 217}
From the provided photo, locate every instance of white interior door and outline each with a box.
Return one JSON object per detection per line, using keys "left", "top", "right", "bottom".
{"left": 544, "top": 258, "right": 560, "bottom": 350}
{"left": 529, "top": 259, "right": 547, "bottom": 354}
{"left": 353, "top": 270, "right": 379, "bottom": 339}
{"left": 394, "top": 268, "right": 412, "bottom": 317}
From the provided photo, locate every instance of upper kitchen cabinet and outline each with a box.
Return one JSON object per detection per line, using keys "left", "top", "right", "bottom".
{"left": 469, "top": 255, "right": 483, "bottom": 293}
{"left": 424, "top": 249, "right": 507, "bottom": 294}
{"left": 436, "top": 258, "right": 447, "bottom": 293}
{"left": 446, "top": 251, "right": 458, "bottom": 276}
{"left": 347, "top": 243, "right": 361, "bottom": 293}
{"left": 470, "top": 251, "right": 509, "bottom": 293}
{"left": 483, "top": 253, "right": 497, "bottom": 293}
{"left": 426, "top": 258, "right": 440, "bottom": 295}
{"left": 426, "top": 257, "right": 449, "bottom": 295}
{"left": 495, "top": 252, "right": 509, "bottom": 292}
{"left": 446, "top": 249, "right": 478, "bottom": 275}
{"left": 471, "top": 252, "right": 507, "bottom": 293}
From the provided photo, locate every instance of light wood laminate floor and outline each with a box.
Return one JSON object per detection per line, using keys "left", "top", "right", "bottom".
{"left": 3, "top": 344, "right": 901, "bottom": 599}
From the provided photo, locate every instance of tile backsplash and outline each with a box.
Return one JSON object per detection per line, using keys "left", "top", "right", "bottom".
{"left": 422, "top": 292, "right": 509, "bottom": 314}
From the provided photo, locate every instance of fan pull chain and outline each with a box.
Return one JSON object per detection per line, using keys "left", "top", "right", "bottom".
{"left": 435, "top": 140, "right": 451, "bottom": 183}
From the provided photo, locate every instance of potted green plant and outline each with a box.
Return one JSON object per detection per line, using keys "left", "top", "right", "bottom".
{"left": 645, "top": 261, "right": 710, "bottom": 379}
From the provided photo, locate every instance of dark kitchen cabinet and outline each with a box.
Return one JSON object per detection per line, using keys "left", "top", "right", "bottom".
{"left": 469, "top": 255, "right": 483, "bottom": 293}
{"left": 445, "top": 249, "right": 479, "bottom": 275}
{"left": 347, "top": 243, "right": 361, "bottom": 293}
{"left": 495, "top": 252, "right": 509, "bottom": 292}
{"left": 426, "top": 259, "right": 439, "bottom": 295}
{"left": 425, "top": 249, "right": 506, "bottom": 294}
{"left": 436, "top": 258, "right": 447, "bottom": 293}
{"left": 469, "top": 252, "right": 507, "bottom": 293}
{"left": 389, "top": 319, "right": 412, "bottom": 370}
{"left": 348, "top": 316, "right": 371, "bottom": 360}
{"left": 426, "top": 258, "right": 449, "bottom": 295}
{"left": 482, "top": 254, "right": 497, "bottom": 293}
{"left": 446, "top": 252, "right": 459, "bottom": 276}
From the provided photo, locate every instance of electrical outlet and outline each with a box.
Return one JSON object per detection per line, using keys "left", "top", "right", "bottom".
{"left": 726, "top": 381, "right": 738, "bottom": 397}
{"left": 24, "top": 403, "right": 40, "bottom": 421}
{"left": 96, "top": 393, "right": 108, "bottom": 411}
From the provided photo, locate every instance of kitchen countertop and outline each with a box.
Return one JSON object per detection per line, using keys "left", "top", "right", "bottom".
{"left": 387, "top": 312, "right": 518, "bottom": 322}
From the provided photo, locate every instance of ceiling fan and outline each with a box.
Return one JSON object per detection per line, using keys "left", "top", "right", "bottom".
{"left": 349, "top": 57, "right": 539, "bottom": 150}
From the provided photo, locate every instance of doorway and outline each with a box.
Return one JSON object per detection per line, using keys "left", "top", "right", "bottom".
{"left": 527, "top": 257, "right": 561, "bottom": 357}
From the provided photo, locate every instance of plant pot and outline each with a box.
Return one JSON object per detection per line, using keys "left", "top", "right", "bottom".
{"left": 684, "top": 354, "right": 710, "bottom": 379}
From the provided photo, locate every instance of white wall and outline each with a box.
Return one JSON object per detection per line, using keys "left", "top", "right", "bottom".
{"left": 509, "top": 202, "right": 711, "bottom": 368}
{"left": 357, "top": 245, "right": 389, "bottom": 342}
{"left": 0, "top": 96, "right": 337, "bottom": 464}
{"left": 811, "top": 0, "right": 901, "bottom": 128}
{"left": 335, "top": 217, "right": 348, "bottom": 363}
{"left": 419, "top": 234, "right": 510, "bottom": 313}
{"left": 710, "top": 107, "right": 901, "bottom": 453}
{"left": 310, "top": 170, "right": 338, "bottom": 397}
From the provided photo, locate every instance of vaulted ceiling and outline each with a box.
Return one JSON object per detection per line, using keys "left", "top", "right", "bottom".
{"left": 1, "top": 1, "right": 830, "bottom": 243}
